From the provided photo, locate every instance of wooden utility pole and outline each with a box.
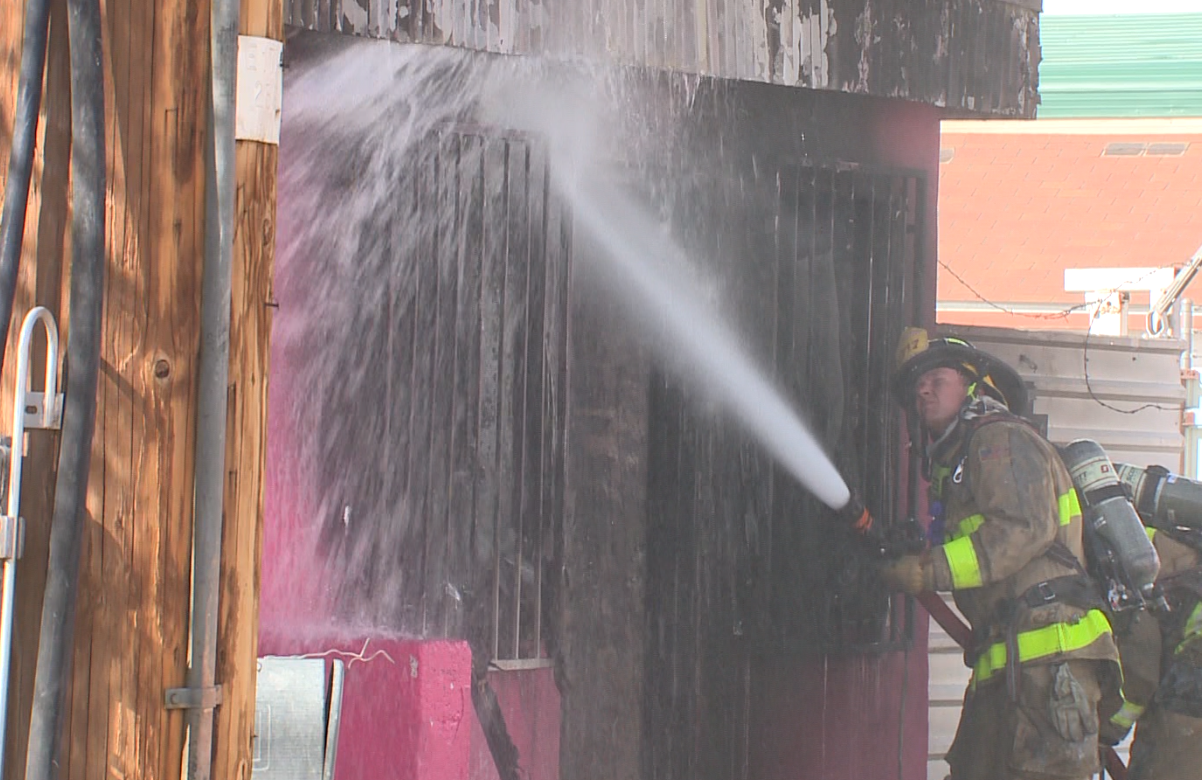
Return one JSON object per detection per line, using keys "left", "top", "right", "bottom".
{"left": 0, "top": 0, "right": 71, "bottom": 776}
{"left": 215, "top": 0, "right": 283, "bottom": 775}
{"left": 0, "top": 0, "right": 280, "bottom": 776}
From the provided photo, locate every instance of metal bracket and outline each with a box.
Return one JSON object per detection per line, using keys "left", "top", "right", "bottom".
{"left": 164, "top": 685, "right": 223, "bottom": 710}
{"left": 0, "top": 516, "right": 23, "bottom": 560}
{"left": 22, "top": 392, "right": 63, "bottom": 430}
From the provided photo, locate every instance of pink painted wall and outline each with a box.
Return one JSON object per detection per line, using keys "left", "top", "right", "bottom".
{"left": 751, "top": 643, "right": 930, "bottom": 780}
{"left": 470, "top": 669, "right": 561, "bottom": 780}
{"left": 257, "top": 630, "right": 560, "bottom": 780}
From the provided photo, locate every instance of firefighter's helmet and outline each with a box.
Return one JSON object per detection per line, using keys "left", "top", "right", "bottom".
{"left": 892, "top": 327, "right": 1029, "bottom": 417}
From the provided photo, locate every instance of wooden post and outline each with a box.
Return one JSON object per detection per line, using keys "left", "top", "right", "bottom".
{"left": 0, "top": 0, "right": 280, "bottom": 776}
{"left": 1, "top": 2, "right": 85, "bottom": 779}
{"left": 0, "top": 1, "right": 72, "bottom": 777}
{"left": 213, "top": 0, "right": 282, "bottom": 776}
{"left": 64, "top": 0, "right": 210, "bottom": 776}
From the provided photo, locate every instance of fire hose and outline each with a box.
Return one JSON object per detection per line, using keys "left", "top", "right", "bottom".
{"left": 915, "top": 592, "right": 1128, "bottom": 780}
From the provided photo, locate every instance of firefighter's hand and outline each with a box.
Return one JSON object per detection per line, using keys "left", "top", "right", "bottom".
{"left": 878, "top": 554, "right": 931, "bottom": 595}
{"left": 1098, "top": 716, "right": 1131, "bottom": 748}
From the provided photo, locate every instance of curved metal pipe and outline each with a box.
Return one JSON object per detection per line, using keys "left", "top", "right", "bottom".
{"left": 23, "top": 0, "right": 106, "bottom": 772}
{"left": 0, "top": 308, "right": 59, "bottom": 776}
{"left": 0, "top": 0, "right": 54, "bottom": 369}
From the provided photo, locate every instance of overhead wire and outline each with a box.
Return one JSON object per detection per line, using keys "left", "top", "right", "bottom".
{"left": 938, "top": 260, "right": 1181, "bottom": 414}
{"left": 937, "top": 259, "right": 1173, "bottom": 322}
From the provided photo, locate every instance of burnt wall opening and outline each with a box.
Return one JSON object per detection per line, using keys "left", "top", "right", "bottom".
{"left": 639, "top": 160, "right": 923, "bottom": 780}
{"left": 269, "top": 33, "right": 934, "bottom": 780}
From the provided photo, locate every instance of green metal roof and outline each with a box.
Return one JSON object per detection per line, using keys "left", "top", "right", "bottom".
{"left": 1038, "top": 14, "right": 1202, "bottom": 118}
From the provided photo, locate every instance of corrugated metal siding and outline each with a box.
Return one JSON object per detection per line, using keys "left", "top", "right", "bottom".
{"left": 283, "top": 0, "right": 1041, "bottom": 117}
{"left": 928, "top": 324, "right": 1185, "bottom": 780}
{"left": 1039, "top": 13, "right": 1202, "bottom": 118}
{"left": 938, "top": 325, "right": 1186, "bottom": 469}
{"left": 927, "top": 595, "right": 968, "bottom": 780}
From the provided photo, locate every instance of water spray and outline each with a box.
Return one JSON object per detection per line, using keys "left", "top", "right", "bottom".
{"left": 560, "top": 173, "right": 851, "bottom": 509}
{"left": 489, "top": 85, "right": 853, "bottom": 511}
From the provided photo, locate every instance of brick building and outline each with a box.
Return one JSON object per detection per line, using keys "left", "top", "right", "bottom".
{"left": 937, "top": 13, "right": 1202, "bottom": 334}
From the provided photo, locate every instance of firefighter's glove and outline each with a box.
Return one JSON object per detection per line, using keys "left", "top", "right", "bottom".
{"left": 1049, "top": 663, "right": 1099, "bottom": 744}
{"left": 877, "top": 554, "right": 931, "bottom": 596}
{"left": 1098, "top": 715, "right": 1131, "bottom": 748}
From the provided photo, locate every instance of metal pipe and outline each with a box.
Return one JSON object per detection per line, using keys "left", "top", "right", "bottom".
{"left": 0, "top": 308, "right": 58, "bottom": 776}
{"left": 185, "top": 0, "right": 239, "bottom": 774}
{"left": 23, "top": 0, "right": 106, "bottom": 771}
{"left": 0, "top": 0, "right": 53, "bottom": 370}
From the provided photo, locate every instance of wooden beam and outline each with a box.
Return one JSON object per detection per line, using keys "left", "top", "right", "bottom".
{"left": 73, "top": 0, "right": 209, "bottom": 775}
{"left": 0, "top": 0, "right": 72, "bottom": 776}
{"left": 212, "top": 0, "right": 283, "bottom": 775}
{"left": 1, "top": 0, "right": 242, "bottom": 774}
{"left": 2, "top": 0, "right": 279, "bottom": 773}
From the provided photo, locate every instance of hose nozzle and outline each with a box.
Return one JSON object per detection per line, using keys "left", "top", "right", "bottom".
{"left": 841, "top": 494, "right": 874, "bottom": 536}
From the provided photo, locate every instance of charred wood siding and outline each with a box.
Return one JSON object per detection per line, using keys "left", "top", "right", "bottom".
{"left": 284, "top": 0, "right": 1039, "bottom": 117}
{"left": 319, "top": 131, "right": 569, "bottom": 664}
{"left": 643, "top": 164, "right": 922, "bottom": 779}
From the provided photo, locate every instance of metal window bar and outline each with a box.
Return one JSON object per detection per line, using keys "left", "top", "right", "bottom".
{"left": 402, "top": 129, "right": 565, "bottom": 664}
{"left": 779, "top": 163, "right": 923, "bottom": 654}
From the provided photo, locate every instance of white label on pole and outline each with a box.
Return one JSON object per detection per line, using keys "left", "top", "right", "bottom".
{"left": 236, "top": 35, "right": 283, "bottom": 145}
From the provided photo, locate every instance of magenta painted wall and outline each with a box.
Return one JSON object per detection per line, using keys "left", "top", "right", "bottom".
{"left": 257, "top": 630, "right": 560, "bottom": 780}
{"left": 751, "top": 646, "right": 930, "bottom": 780}
{"left": 257, "top": 634, "right": 473, "bottom": 780}
{"left": 469, "top": 670, "right": 562, "bottom": 780}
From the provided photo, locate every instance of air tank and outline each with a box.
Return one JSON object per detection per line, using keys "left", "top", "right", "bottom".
{"left": 1059, "top": 440, "right": 1161, "bottom": 611}
{"left": 1116, "top": 463, "right": 1202, "bottom": 532}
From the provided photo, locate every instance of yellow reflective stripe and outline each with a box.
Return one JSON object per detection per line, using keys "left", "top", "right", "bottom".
{"left": 931, "top": 464, "right": 952, "bottom": 499}
{"left": 1109, "top": 700, "right": 1145, "bottom": 730}
{"left": 949, "top": 491, "right": 1074, "bottom": 543}
{"left": 947, "top": 513, "right": 985, "bottom": 541}
{"left": 1147, "top": 527, "right": 1157, "bottom": 542}
{"left": 974, "top": 610, "right": 1113, "bottom": 683}
{"left": 943, "top": 536, "right": 984, "bottom": 590}
{"left": 1176, "top": 602, "right": 1202, "bottom": 655}
{"left": 1057, "top": 490, "right": 1081, "bottom": 526}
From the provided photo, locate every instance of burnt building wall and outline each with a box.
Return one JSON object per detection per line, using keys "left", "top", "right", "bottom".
{"left": 283, "top": 0, "right": 1041, "bottom": 117}
{"left": 600, "top": 78, "right": 937, "bottom": 780}
{"left": 266, "top": 35, "right": 940, "bottom": 780}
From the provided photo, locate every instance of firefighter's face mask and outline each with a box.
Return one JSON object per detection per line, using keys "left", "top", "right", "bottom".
{"left": 913, "top": 366, "right": 970, "bottom": 436}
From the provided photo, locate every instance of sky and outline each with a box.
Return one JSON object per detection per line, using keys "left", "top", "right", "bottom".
{"left": 1043, "top": 0, "right": 1199, "bottom": 14}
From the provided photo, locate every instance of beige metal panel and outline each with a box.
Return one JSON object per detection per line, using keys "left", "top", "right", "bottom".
{"left": 283, "top": 0, "right": 1041, "bottom": 116}
{"left": 928, "top": 593, "right": 971, "bottom": 777}
{"left": 937, "top": 325, "right": 1187, "bottom": 470}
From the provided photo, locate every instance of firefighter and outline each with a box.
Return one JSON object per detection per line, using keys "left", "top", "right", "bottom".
{"left": 878, "top": 327, "right": 1121, "bottom": 780}
{"left": 1099, "top": 527, "right": 1202, "bottom": 780}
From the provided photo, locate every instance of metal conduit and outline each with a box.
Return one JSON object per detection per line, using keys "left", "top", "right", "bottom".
{"left": 0, "top": 0, "right": 53, "bottom": 370}
{"left": 0, "top": 309, "right": 59, "bottom": 777}
{"left": 185, "top": 0, "right": 239, "bottom": 774}
{"left": 23, "top": 0, "right": 106, "bottom": 772}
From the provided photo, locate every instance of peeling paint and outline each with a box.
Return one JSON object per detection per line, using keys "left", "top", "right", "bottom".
{"left": 343, "top": 0, "right": 369, "bottom": 34}
{"left": 286, "top": 0, "right": 1041, "bottom": 117}
{"left": 854, "top": 5, "right": 871, "bottom": 92}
